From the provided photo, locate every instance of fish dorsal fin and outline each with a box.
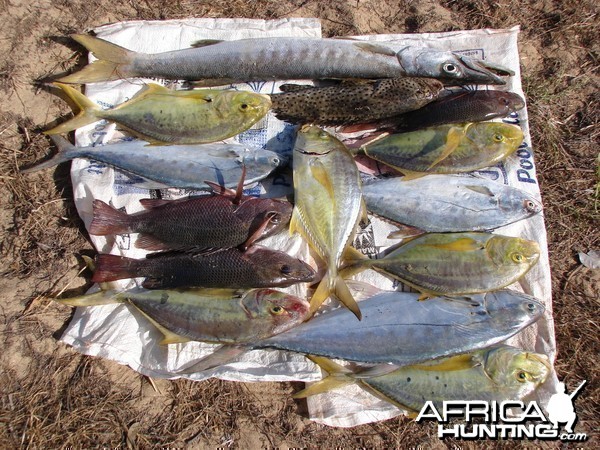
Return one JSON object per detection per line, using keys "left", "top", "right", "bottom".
{"left": 128, "top": 83, "right": 170, "bottom": 101}
{"left": 408, "top": 354, "right": 477, "bottom": 372}
{"left": 424, "top": 237, "right": 484, "bottom": 252}
{"left": 353, "top": 42, "right": 397, "bottom": 57}
{"left": 139, "top": 198, "right": 173, "bottom": 209}
{"left": 190, "top": 39, "right": 225, "bottom": 48}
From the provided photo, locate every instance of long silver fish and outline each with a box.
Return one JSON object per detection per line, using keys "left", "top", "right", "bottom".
{"left": 255, "top": 289, "right": 544, "bottom": 365}
{"left": 363, "top": 174, "right": 543, "bottom": 233}
{"left": 296, "top": 346, "right": 550, "bottom": 415}
{"left": 57, "top": 35, "right": 511, "bottom": 86}
{"left": 23, "top": 136, "right": 283, "bottom": 190}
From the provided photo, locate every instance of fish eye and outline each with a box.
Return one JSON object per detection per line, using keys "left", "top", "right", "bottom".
{"left": 280, "top": 264, "right": 292, "bottom": 274}
{"left": 511, "top": 253, "right": 524, "bottom": 263}
{"left": 319, "top": 131, "right": 329, "bottom": 140}
{"left": 270, "top": 305, "right": 284, "bottom": 315}
{"left": 527, "top": 302, "right": 537, "bottom": 311}
{"left": 443, "top": 63, "right": 458, "bottom": 74}
{"left": 525, "top": 200, "right": 537, "bottom": 211}
{"left": 516, "top": 371, "right": 530, "bottom": 382}
{"left": 272, "top": 157, "right": 280, "bottom": 166}
{"left": 493, "top": 133, "right": 505, "bottom": 142}
{"left": 266, "top": 211, "right": 281, "bottom": 224}
{"left": 240, "top": 103, "right": 249, "bottom": 110}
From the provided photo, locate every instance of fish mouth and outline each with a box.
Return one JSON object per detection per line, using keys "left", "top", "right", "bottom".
{"left": 456, "top": 55, "right": 514, "bottom": 85}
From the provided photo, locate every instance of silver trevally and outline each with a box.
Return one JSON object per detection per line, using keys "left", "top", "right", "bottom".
{"left": 363, "top": 174, "right": 543, "bottom": 233}
{"left": 254, "top": 289, "right": 544, "bottom": 365}
{"left": 57, "top": 35, "right": 511, "bottom": 86}
{"left": 23, "top": 135, "right": 283, "bottom": 190}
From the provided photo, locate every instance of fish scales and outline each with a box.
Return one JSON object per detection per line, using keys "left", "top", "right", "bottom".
{"left": 271, "top": 78, "right": 443, "bottom": 125}
{"left": 362, "top": 175, "right": 543, "bottom": 232}
{"left": 256, "top": 290, "right": 544, "bottom": 365}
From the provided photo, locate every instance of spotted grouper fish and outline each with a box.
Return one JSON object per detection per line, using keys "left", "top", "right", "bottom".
{"left": 270, "top": 78, "right": 443, "bottom": 125}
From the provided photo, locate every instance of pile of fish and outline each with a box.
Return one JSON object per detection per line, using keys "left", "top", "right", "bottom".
{"left": 26, "top": 31, "right": 552, "bottom": 419}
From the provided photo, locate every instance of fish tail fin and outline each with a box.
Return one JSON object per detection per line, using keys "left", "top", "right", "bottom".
{"left": 57, "top": 34, "right": 137, "bottom": 83}
{"left": 45, "top": 83, "right": 101, "bottom": 134}
{"left": 293, "top": 356, "right": 354, "bottom": 399}
{"left": 21, "top": 135, "right": 80, "bottom": 173}
{"left": 54, "top": 289, "right": 123, "bottom": 307}
{"left": 309, "top": 273, "right": 363, "bottom": 320}
{"left": 89, "top": 200, "right": 133, "bottom": 235}
{"left": 333, "top": 277, "right": 362, "bottom": 320}
{"left": 92, "top": 254, "right": 141, "bottom": 282}
{"left": 339, "top": 246, "right": 372, "bottom": 278}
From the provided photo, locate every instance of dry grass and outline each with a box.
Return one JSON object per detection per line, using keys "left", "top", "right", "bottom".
{"left": 0, "top": 0, "right": 598, "bottom": 448}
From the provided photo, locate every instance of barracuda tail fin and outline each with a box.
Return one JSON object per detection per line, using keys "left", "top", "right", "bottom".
{"left": 45, "top": 83, "right": 102, "bottom": 134}
{"left": 21, "top": 135, "right": 80, "bottom": 173}
{"left": 57, "top": 34, "right": 137, "bottom": 84}
{"left": 293, "top": 356, "right": 355, "bottom": 399}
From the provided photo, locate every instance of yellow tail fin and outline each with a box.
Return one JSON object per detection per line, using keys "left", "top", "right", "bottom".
{"left": 45, "top": 83, "right": 102, "bottom": 134}
{"left": 57, "top": 34, "right": 136, "bottom": 83}
{"left": 293, "top": 356, "right": 354, "bottom": 399}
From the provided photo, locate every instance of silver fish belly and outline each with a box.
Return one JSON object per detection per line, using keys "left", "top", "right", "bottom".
{"left": 362, "top": 174, "right": 543, "bottom": 232}
{"left": 254, "top": 289, "right": 544, "bottom": 365}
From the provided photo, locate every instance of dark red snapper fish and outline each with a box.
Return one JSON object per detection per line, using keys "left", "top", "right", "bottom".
{"left": 270, "top": 78, "right": 443, "bottom": 126}
{"left": 342, "top": 90, "right": 525, "bottom": 135}
{"left": 90, "top": 195, "right": 292, "bottom": 252}
{"left": 92, "top": 246, "right": 316, "bottom": 290}
{"left": 56, "top": 287, "right": 310, "bottom": 345}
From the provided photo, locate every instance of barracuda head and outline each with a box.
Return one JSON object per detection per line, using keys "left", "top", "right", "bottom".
{"left": 396, "top": 46, "right": 513, "bottom": 86}
{"left": 483, "top": 346, "right": 551, "bottom": 397}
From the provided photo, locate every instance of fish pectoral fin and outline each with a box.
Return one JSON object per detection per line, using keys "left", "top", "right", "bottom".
{"left": 387, "top": 224, "right": 425, "bottom": 240}
{"left": 353, "top": 42, "right": 398, "bottom": 57}
{"left": 175, "top": 345, "right": 247, "bottom": 374}
{"left": 464, "top": 185, "right": 495, "bottom": 197}
{"left": 129, "top": 304, "right": 191, "bottom": 345}
{"left": 190, "top": 39, "right": 225, "bottom": 48}
{"left": 309, "top": 160, "right": 335, "bottom": 199}
{"left": 426, "top": 125, "right": 464, "bottom": 170}
{"left": 408, "top": 354, "right": 477, "bottom": 372}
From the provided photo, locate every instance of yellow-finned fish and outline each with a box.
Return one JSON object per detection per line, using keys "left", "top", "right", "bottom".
{"left": 291, "top": 126, "right": 365, "bottom": 319}
{"left": 343, "top": 232, "right": 540, "bottom": 298}
{"left": 295, "top": 346, "right": 551, "bottom": 414}
{"left": 360, "top": 122, "right": 523, "bottom": 179}
{"left": 45, "top": 83, "right": 271, "bottom": 145}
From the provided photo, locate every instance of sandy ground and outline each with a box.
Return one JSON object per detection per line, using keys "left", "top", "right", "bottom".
{"left": 1, "top": 0, "right": 598, "bottom": 448}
